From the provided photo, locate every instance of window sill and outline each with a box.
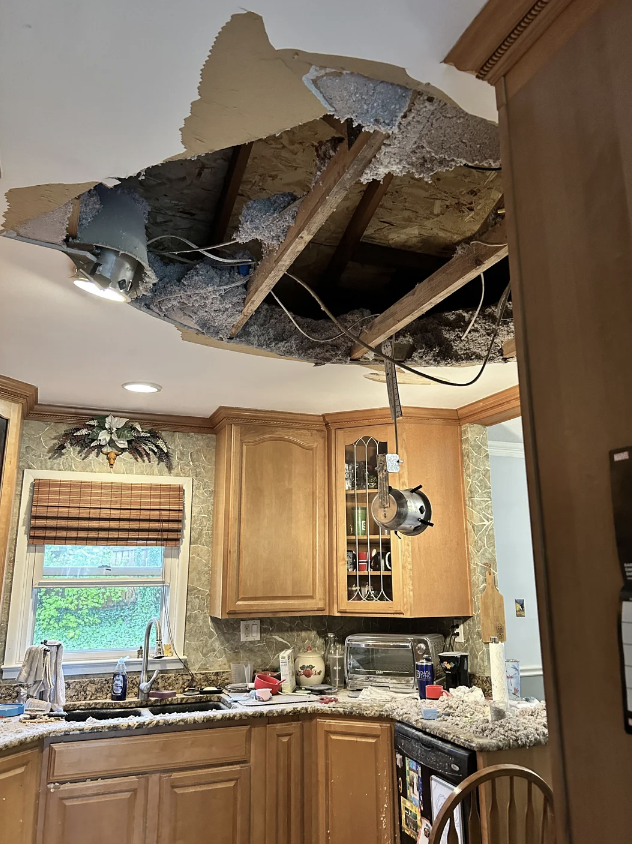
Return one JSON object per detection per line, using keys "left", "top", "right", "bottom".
{"left": 2, "top": 656, "right": 187, "bottom": 680}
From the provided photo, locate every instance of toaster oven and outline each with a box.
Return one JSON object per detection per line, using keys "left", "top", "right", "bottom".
{"left": 344, "top": 633, "right": 445, "bottom": 693}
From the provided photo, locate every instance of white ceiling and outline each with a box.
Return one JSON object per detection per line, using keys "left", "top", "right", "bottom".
{"left": 0, "top": 238, "right": 517, "bottom": 416}
{"left": 0, "top": 1, "right": 511, "bottom": 417}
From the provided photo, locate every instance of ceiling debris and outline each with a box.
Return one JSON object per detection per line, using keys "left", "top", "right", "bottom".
{"left": 235, "top": 193, "right": 302, "bottom": 247}
{"left": 2, "top": 181, "right": 97, "bottom": 234}
{"left": 362, "top": 93, "right": 500, "bottom": 183}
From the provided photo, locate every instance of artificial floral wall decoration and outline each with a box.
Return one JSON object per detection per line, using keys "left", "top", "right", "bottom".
{"left": 51, "top": 415, "right": 173, "bottom": 470}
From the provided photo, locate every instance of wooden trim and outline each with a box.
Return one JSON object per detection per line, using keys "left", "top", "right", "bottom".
{"left": 444, "top": 0, "right": 607, "bottom": 84}
{"left": 502, "top": 336, "right": 517, "bottom": 359}
{"left": 457, "top": 385, "right": 521, "bottom": 426}
{"left": 349, "top": 220, "right": 507, "bottom": 359}
{"left": 208, "top": 143, "right": 253, "bottom": 244}
{"left": 229, "top": 130, "right": 385, "bottom": 337}
{"left": 209, "top": 406, "right": 326, "bottom": 433}
{"left": 323, "top": 406, "right": 460, "bottom": 429}
{"left": 27, "top": 404, "right": 214, "bottom": 434}
{"left": 0, "top": 396, "right": 25, "bottom": 603}
{"left": 0, "top": 375, "right": 38, "bottom": 414}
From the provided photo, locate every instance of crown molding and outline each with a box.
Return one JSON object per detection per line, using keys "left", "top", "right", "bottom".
{"left": 488, "top": 440, "right": 525, "bottom": 458}
{"left": 457, "top": 385, "right": 520, "bottom": 427}
{"left": 444, "top": 0, "right": 601, "bottom": 84}
{"left": 323, "top": 406, "right": 459, "bottom": 429}
{"left": 0, "top": 375, "right": 38, "bottom": 415}
{"left": 27, "top": 404, "right": 214, "bottom": 435}
{"left": 209, "top": 406, "right": 326, "bottom": 433}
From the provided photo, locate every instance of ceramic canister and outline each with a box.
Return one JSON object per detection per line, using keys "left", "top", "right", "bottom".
{"left": 294, "top": 648, "right": 325, "bottom": 687}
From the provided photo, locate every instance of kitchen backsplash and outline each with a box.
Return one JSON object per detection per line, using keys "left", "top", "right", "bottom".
{"left": 0, "top": 421, "right": 456, "bottom": 686}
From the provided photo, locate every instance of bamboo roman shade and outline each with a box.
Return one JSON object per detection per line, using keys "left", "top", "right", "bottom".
{"left": 28, "top": 479, "right": 184, "bottom": 546}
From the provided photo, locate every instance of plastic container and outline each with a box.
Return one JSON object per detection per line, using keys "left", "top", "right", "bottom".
{"left": 0, "top": 704, "right": 24, "bottom": 717}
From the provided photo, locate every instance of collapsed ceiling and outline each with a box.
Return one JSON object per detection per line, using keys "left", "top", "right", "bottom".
{"left": 3, "top": 61, "right": 512, "bottom": 371}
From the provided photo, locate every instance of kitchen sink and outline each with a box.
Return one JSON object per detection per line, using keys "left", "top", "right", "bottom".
{"left": 64, "top": 708, "right": 143, "bottom": 721}
{"left": 147, "top": 701, "right": 229, "bottom": 715}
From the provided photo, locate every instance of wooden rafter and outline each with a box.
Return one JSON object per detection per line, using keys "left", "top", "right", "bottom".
{"left": 229, "top": 130, "right": 386, "bottom": 338}
{"left": 349, "top": 218, "right": 508, "bottom": 359}
{"left": 321, "top": 174, "right": 393, "bottom": 289}
{"left": 208, "top": 142, "right": 253, "bottom": 244}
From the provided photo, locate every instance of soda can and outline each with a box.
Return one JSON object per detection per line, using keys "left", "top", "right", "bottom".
{"left": 416, "top": 657, "right": 435, "bottom": 699}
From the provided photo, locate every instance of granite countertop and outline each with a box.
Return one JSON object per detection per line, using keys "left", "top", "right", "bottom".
{"left": 0, "top": 690, "right": 548, "bottom": 755}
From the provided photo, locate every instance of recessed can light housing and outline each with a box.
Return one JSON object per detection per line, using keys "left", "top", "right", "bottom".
{"left": 122, "top": 382, "right": 162, "bottom": 393}
{"left": 74, "top": 278, "right": 128, "bottom": 302}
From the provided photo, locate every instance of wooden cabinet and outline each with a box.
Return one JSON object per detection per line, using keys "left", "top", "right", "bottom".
{"left": 327, "top": 410, "right": 472, "bottom": 617}
{"left": 265, "top": 721, "right": 303, "bottom": 844}
{"left": 157, "top": 765, "right": 250, "bottom": 844}
{"left": 314, "top": 718, "right": 395, "bottom": 844}
{"left": 210, "top": 409, "right": 328, "bottom": 617}
{"left": 43, "top": 776, "right": 148, "bottom": 844}
{"left": 0, "top": 747, "right": 41, "bottom": 844}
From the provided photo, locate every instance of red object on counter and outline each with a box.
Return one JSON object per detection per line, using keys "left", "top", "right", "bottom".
{"left": 254, "top": 673, "right": 283, "bottom": 695}
{"left": 425, "top": 685, "right": 444, "bottom": 699}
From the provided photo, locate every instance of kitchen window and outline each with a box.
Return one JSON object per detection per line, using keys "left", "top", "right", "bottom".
{"left": 3, "top": 470, "right": 192, "bottom": 677}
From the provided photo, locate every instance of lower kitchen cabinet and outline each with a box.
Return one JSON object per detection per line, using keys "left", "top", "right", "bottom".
{"left": 43, "top": 776, "right": 148, "bottom": 844}
{"left": 314, "top": 718, "right": 395, "bottom": 844}
{"left": 0, "top": 747, "right": 41, "bottom": 844}
{"left": 265, "top": 721, "right": 303, "bottom": 844}
{"left": 157, "top": 764, "right": 250, "bottom": 844}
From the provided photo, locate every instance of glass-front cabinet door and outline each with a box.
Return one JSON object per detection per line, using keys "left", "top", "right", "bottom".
{"left": 335, "top": 425, "right": 404, "bottom": 614}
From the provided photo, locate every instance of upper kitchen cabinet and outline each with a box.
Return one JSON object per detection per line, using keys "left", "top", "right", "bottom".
{"left": 210, "top": 408, "right": 328, "bottom": 617}
{"left": 326, "top": 409, "right": 472, "bottom": 618}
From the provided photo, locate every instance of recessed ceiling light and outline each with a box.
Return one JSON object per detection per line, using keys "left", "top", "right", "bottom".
{"left": 122, "top": 382, "right": 162, "bottom": 393}
{"left": 73, "top": 278, "right": 128, "bottom": 302}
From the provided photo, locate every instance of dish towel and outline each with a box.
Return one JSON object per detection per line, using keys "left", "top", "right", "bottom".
{"left": 44, "top": 640, "right": 66, "bottom": 708}
{"left": 16, "top": 645, "right": 52, "bottom": 699}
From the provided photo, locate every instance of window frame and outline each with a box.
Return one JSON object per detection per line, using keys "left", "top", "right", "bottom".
{"left": 3, "top": 469, "right": 193, "bottom": 678}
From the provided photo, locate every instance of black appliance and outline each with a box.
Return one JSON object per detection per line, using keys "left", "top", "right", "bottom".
{"left": 439, "top": 652, "right": 470, "bottom": 690}
{"left": 394, "top": 722, "right": 476, "bottom": 843}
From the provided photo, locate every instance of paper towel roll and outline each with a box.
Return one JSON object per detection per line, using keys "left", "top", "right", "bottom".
{"left": 489, "top": 640, "right": 509, "bottom": 703}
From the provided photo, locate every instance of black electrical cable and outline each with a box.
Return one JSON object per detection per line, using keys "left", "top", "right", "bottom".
{"left": 463, "top": 164, "right": 502, "bottom": 172}
{"left": 284, "top": 271, "right": 511, "bottom": 388}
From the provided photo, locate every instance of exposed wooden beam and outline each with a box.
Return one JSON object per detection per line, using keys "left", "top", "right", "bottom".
{"left": 229, "top": 130, "right": 386, "bottom": 338}
{"left": 208, "top": 143, "right": 253, "bottom": 244}
{"left": 321, "top": 174, "right": 393, "bottom": 289}
{"left": 349, "top": 219, "right": 508, "bottom": 359}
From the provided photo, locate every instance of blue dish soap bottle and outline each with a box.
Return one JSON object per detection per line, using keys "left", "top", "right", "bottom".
{"left": 111, "top": 657, "right": 128, "bottom": 701}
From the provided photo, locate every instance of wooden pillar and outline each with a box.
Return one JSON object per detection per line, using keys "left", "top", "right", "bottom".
{"left": 0, "top": 376, "right": 37, "bottom": 601}
{"left": 447, "top": 2, "right": 632, "bottom": 842}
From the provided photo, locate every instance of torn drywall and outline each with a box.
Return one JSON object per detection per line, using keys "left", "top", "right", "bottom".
{"left": 12, "top": 201, "right": 72, "bottom": 244}
{"left": 235, "top": 193, "right": 302, "bottom": 247}
{"left": 362, "top": 93, "right": 500, "bottom": 183}
{"left": 2, "top": 181, "right": 97, "bottom": 234}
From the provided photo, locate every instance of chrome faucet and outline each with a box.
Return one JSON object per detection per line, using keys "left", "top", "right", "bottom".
{"left": 138, "top": 617, "right": 165, "bottom": 701}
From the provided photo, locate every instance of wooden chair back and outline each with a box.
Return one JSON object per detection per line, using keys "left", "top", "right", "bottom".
{"left": 428, "top": 763, "right": 555, "bottom": 844}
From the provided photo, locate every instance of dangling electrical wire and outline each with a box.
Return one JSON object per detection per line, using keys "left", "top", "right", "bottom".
{"left": 461, "top": 271, "right": 485, "bottom": 340}
{"left": 283, "top": 271, "right": 511, "bottom": 388}
{"left": 270, "top": 290, "right": 377, "bottom": 343}
{"left": 146, "top": 234, "right": 255, "bottom": 265}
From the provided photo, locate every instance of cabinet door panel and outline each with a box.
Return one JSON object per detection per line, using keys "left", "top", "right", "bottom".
{"left": 316, "top": 718, "right": 395, "bottom": 844}
{"left": 157, "top": 765, "right": 250, "bottom": 844}
{"left": 227, "top": 425, "right": 327, "bottom": 614}
{"left": 43, "top": 776, "right": 147, "bottom": 844}
{"left": 334, "top": 426, "right": 403, "bottom": 615}
{"left": 266, "top": 722, "right": 303, "bottom": 844}
{"left": 0, "top": 749, "right": 40, "bottom": 844}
